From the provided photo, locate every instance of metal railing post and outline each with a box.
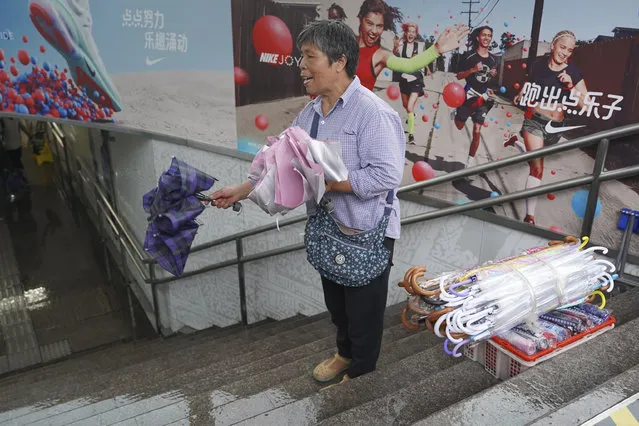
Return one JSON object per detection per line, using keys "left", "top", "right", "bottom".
{"left": 149, "top": 264, "right": 161, "bottom": 334}
{"left": 581, "top": 138, "right": 609, "bottom": 238}
{"left": 236, "top": 238, "right": 248, "bottom": 326}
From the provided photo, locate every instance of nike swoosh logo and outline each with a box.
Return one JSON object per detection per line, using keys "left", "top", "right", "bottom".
{"left": 544, "top": 121, "right": 586, "bottom": 134}
{"left": 145, "top": 57, "right": 166, "bottom": 66}
{"left": 85, "top": 59, "right": 96, "bottom": 77}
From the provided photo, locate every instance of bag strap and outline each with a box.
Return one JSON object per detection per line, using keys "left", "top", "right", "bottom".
{"left": 311, "top": 110, "right": 394, "bottom": 216}
{"left": 310, "top": 112, "right": 320, "bottom": 139}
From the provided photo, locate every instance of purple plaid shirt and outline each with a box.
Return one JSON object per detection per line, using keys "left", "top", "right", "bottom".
{"left": 292, "top": 77, "right": 405, "bottom": 239}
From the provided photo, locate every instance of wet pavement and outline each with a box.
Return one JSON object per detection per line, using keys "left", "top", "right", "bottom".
{"left": 0, "top": 147, "right": 133, "bottom": 375}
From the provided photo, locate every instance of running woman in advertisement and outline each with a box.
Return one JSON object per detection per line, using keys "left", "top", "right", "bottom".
{"left": 354, "top": 0, "right": 468, "bottom": 92}
{"left": 505, "top": 30, "right": 589, "bottom": 225}
{"left": 394, "top": 22, "right": 426, "bottom": 145}
{"left": 453, "top": 26, "right": 497, "bottom": 168}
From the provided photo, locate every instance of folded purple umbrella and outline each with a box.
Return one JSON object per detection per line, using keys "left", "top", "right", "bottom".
{"left": 142, "top": 157, "right": 239, "bottom": 277}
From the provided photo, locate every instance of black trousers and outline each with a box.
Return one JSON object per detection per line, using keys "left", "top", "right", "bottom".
{"left": 320, "top": 237, "right": 395, "bottom": 379}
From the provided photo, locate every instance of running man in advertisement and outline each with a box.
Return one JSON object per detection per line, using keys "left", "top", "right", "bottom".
{"left": 453, "top": 26, "right": 497, "bottom": 169}
{"left": 394, "top": 22, "right": 426, "bottom": 145}
{"left": 505, "top": 30, "right": 589, "bottom": 225}
{"left": 354, "top": 0, "right": 468, "bottom": 92}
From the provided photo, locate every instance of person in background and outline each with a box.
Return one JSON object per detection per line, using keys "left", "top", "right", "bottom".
{"left": 211, "top": 20, "right": 405, "bottom": 386}
{"left": 453, "top": 26, "right": 497, "bottom": 169}
{"left": 394, "top": 21, "right": 426, "bottom": 144}
{"left": 354, "top": 0, "right": 468, "bottom": 92}
{"left": 505, "top": 30, "right": 588, "bottom": 225}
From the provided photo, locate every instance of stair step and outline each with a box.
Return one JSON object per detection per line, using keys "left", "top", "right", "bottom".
{"left": 319, "top": 360, "right": 497, "bottom": 426}
{"left": 528, "top": 363, "right": 639, "bottom": 426}
{"left": 415, "top": 316, "right": 639, "bottom": 426}
{"left": 0, "top": 313, "right": 306, "bottom": 386}
{"left": 207, "top": 328, "right": 442, "bottom": 425}
{"left": 0, "top": 303, "right": 404, "bottom": 415}
{"left": 217, "top": 340, "right": 467, "bottom": 425}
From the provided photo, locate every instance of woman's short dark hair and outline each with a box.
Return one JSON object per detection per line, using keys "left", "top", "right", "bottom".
{"left": 357, "top": 0, "right": 402, "bottom": 33}
{"left": 297, "top": 20, "right": 359, "bottom": 78}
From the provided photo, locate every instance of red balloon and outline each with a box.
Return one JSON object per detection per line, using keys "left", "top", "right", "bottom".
{"left": 0, "top": 48, "right": 4, "bottom": 61}
{"left": 483, "top": 122, "right": 488, "bottom": 127}
{"left": 442, "top": 82, "right": 466, "bottom": 108}
{"left": 551, "top": 169, "right": 557, "bottom": 175}
{"left": 412, "top": 161, "right": 435, "bottom": 181}
{"left": 547, "top": 194, "right": 556, "bottom": 200}
{"left": 386, "top": 85, "right": 400, "bottom": 100}
{"left": 432, "top": 103, "right": 438, "bottom": 109}
{"left": 421, "top": 114, "right": 429, "bottom": 122}
{"left": 506, "top": 64, "right": 512, "bottom": 70}
{"left": 40, "top": 45, "right": 46, "bottom": 53}
{"left": 521, "top": 63, "right": 527, "bottom": 69}
{"left": 22, "top": 35, "right": 28, "bottom": 43}
{"left": 254, "top": 114, "right": 269, "bottom": 130}
{"left": 513, "top": 82, "right": 521, "bottom": 90}
{"left": 252, "top": 16, "right": 293, "bottom": 59}
{"left": 10, "top": 65, "right": 18, "bottom": 77}
{"left": 523, "top": 47, "right": 528, "bottom": 52}
{"left": 506, "top": 112, "right": 513, "bottom": 118}
{"left": 18, "top": 49, "right": 31, "bottom": 65}
{"left": 234, "top": 67, "right": 249, "bottom": 85}
{"left": 424, "top": 93, "right": 429, "bottom": 98}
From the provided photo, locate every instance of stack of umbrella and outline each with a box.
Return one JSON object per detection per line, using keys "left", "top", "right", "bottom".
{"left": 248, "top": 125, "right": 348, "bottom": 216}
{"left": 399, "top": 236, "right": 617, "bottom": 357}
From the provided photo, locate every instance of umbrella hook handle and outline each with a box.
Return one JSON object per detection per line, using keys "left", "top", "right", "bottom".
{"left": 196, "top": 193, "right": 243, "bottom": 214}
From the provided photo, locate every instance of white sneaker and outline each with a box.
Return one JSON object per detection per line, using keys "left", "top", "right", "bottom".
{"left": 29, "top": 0, "right": 123, "bottom": 111}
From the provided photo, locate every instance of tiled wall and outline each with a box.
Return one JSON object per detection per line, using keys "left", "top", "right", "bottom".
{"left": 106, "top": 131, "right": 639, "bottom": 335}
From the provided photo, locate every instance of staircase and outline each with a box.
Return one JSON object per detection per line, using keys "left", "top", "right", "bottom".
{"left": 2, "top": 287, "right": 638, "bottom": 425}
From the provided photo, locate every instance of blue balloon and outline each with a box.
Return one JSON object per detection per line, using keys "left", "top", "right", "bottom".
{"left": 434, "top": 123, "right": 440, "bottom": 129}
{"left": 93, "top": 90, "right": 100, "bottom": 99}
{"left": 490, "top": 191, "right": 499, "bottom": 198}
{"left": 58, "top": 107, "right": 67, "bottom": 118}
{"left": 30, "top": 56, "right": 37, "bottom": 65}
{"left": 507, "top": 122, "right": 511, "bottom": 127}
{"left": 571, "top": 190, "right": 602, "bottom": 219}
{"left": 420, "top": 104, "right": 425, "bottom": 110}
{"left": 43, "top": 61, "right": 50, "bottom": 71}
{"left": 500, "top": 49, "right": 505, "bottom": 55}
{"left": 504, "top": 22, "right": 509, "bottom": 27}
{"left": 0, "top": 60, "right": 4, "bottom": 69}
{"left": 500, "top": 86, "right": 506, "bottom": 94}
{"left": 489, "top": 116, "right": 494, "bottom": 121}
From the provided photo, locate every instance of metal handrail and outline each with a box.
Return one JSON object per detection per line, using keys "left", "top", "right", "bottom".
{"left": 169, "top": 121, "right": 639, "bottom": 262}
{"left": 48, "top": 119, "right": 639, "bottom": 329}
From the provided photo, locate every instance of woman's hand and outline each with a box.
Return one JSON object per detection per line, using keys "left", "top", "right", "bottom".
{"left": 558, "top": 70, "right": 573, "bottom": 88}
{"left": 434, "top": 23, "right": 470, "bottom": 54}
{"left": 210, "top": 181, "right": 252, "bottom": 209}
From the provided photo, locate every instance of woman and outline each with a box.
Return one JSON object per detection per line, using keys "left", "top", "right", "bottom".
{"left": 394, "top": 22, "right": 426, "bottom": 144}
{"left": 505, "top": 30, "right": 589, "bottom": 225}
{"left": 212, "top": 20, "right": 405, "bottom": 386}
{"left": 355, "top": 0, "right": 468, "bottom": 92}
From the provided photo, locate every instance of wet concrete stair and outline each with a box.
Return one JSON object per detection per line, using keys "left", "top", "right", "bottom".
{"left": 1, "top": 288, "right": 637, "bottom": 425}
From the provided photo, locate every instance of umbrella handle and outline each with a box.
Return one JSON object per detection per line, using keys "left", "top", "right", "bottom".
{"left": 196, "top": 193, "right": 242, "bottom": 213}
